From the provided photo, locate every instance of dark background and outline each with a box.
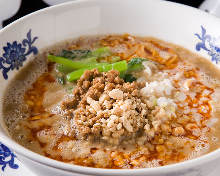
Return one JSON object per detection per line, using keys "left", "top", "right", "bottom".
{"left": 3, "top": 0, "right": 205, "bottom": 27}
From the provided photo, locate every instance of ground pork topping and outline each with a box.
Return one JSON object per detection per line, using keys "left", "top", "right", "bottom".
{"left": 61, "top": 69, "right": 150, "bottom": 144}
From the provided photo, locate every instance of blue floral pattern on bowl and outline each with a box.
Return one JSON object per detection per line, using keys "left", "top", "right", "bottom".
{"left": 0, "top": 142, "right": 18, "bottom": 171}
{"left": 195, "top": 26, "right": 220, "bottom": 64}
{"left": 0, "top": 29, "right": 38, "bottom": 80}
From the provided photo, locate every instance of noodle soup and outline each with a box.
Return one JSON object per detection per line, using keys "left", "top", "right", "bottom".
{"left": 3, "top": 34, "right": 220, "bottom": 169}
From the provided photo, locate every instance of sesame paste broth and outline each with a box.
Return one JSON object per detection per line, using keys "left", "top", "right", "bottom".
{"left": 3, "top": 34, "right": 220, "bottom": 169}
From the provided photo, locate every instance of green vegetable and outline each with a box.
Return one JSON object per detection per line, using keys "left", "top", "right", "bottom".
{"left": 49, "top": 55, "right": 86, "bottom": 69}
{"left": 90, "top": 47, "right": 111, "bottom": 58}
{"left": 127, "top": 58, "right": 145, "bottom": 72}
{"left": 110, "top": 56, "right": 120, "bottom": 63}
{"left": 123, "top": 74, "right": 137, "bottom": 82}
{"left": 59, "top": 49, "right": 91, "bottom": 59}
{"left": 67, "top": 60, "right": 127, "bottom": 82}
{"left": 57, "top": 76, "right": 65, "bottom": 85}
{"left": 48, "top": 55, "right": 106, "bottom": 70}
{"left": 55, "top": 56, "right": 98, "bottom": 74}
{"left": 56, "top": 64, "right": 74, "bottom": 74}
{"left": 81, "top": 56, "right": 97, "bottom": 63}
{"left": 59, "top": 47, "right": 111, "bottom": 60}
{"left": 53, "top": 49, "right": 147, "bottom": 83}
{"left": 51, "top": 47, "right": 112, "bottom": 74}
{"left": 119, "top": 58, "right": 146, "bottom": 82}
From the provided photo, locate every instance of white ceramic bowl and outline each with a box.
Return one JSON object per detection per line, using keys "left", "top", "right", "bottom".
{"left": 43, "top": 0, "right": 75, "bottom": 6}
{"left": 1, "top": 0, "right": 220, "bottom": 175}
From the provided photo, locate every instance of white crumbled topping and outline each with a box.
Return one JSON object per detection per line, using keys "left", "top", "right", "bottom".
{"left": 144, "top": 66, "right": 152, "bottom": 77}
{"left": 175, "top": 92, "right": 187, "bottom": 102}
{"left": 107, "top": 115, "right": 119, "bottom": 128}
{"left": 109, "top": 89, "right": 124, "bottom": 100}
{"left": 87, "top": 97, "right": 101, "bottom": 112}
{"left": 120, "top": 116, "right": 133, "bottom": 132}
{"left": 146, "top": 96, "right": 157, "bottom": 108}
{"left": 141, "top": 79, "right": 175, "bottom": 97}
{"left": 144, "top": 124, "right": 150, "bottom": 131}
{"left": 152, "top": 120, "right": 161, "bottom": 131}
{"left": 142, "top": 61, "right": 152, "bottom": 77}
{"left": 120, "top": 99, "right": 131, "bottom": 111}
{"left": 157, "top": 97, "right": 176, "bottom": 108}
{"left": 156, "top": 97, "right": 177, "bottom": 118}
{"left": 87, "top": 97, "right": 93, "bottom": 104}
{"left": 92, "top": 101, "right": 101, "bottom": 112}
{"left": 116, "top": 123, "right": 122, "bottom": 130}
{"left": 142, "top": 61, "right": 158, "bottom": 71}
{"left": 99, "top": 94, "right": 109, "bottom": 104}
{"left": 173, "top": 127, "right": 185, "bottom": 136}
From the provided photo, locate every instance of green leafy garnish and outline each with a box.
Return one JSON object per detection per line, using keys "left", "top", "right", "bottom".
{"left": 123, "top": 74, "right": 137, "bottom": 82}
{"left": 127, "top": 58, "right": 145, "bottom": 72}
{"left": 59, "top": 49, "right": 91, "bottom": 59}
{"left": 120, "top": 58, "right": 146, "bottom": 82}
{"left": 66, "top": 61, "right": 128, "bottom": 82}
{"left": 48, "top": 55, "right": 106, "bottom": 70}
{"left": 110, "top": 56, "right": 120, "bottom": 63}
{"left": 56, "top": 64, "right": 74, "bottom": 74}
{"left": 80, "top": 56, "right": 97, "bottom": 63}
{"left": 90, "top": 47, "right": 111, "bottom": 58}
{"left": 49, "top": 46, "right": 148, "bottom": 83}
{"left": 57, "top": 76, "right": 65, "bottom": 85}
{"left": 59, "top": 47, "right": 111, "bottom": 60}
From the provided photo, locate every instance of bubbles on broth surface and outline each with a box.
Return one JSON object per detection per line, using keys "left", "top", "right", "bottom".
{"left": 200, "top": 71, "right": 220, "bottom": 86}
{"left": 3, "top": 52, "right": 48, "bottom": 132}
{"left": 212, "top": 136, "right": 218, "bottom": 142}
{"left": 144, "top": 160, "right": 161, "bottom": 168}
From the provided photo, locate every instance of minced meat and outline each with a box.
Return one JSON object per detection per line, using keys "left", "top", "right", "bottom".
{"left": 62, "top": 69, "right": 149, "bottom": 145}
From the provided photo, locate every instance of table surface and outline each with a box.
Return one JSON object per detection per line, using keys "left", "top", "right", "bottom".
{"left": 3, "top": 0, "right": 204, "bottom": 27}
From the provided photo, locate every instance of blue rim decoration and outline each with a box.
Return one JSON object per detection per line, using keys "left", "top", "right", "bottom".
{"left": 0, "top": 142, "right": 19, "bottom": 171}
{"left": 195, "top": 26, "right": 220, "bottom": 64}
{"left": 0, "top": 29, "right": 38, "bottom": 80}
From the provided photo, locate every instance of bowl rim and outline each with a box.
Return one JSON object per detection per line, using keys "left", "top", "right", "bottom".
{"left": 1, "top": 0, "right": 220, "bottom": 175}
